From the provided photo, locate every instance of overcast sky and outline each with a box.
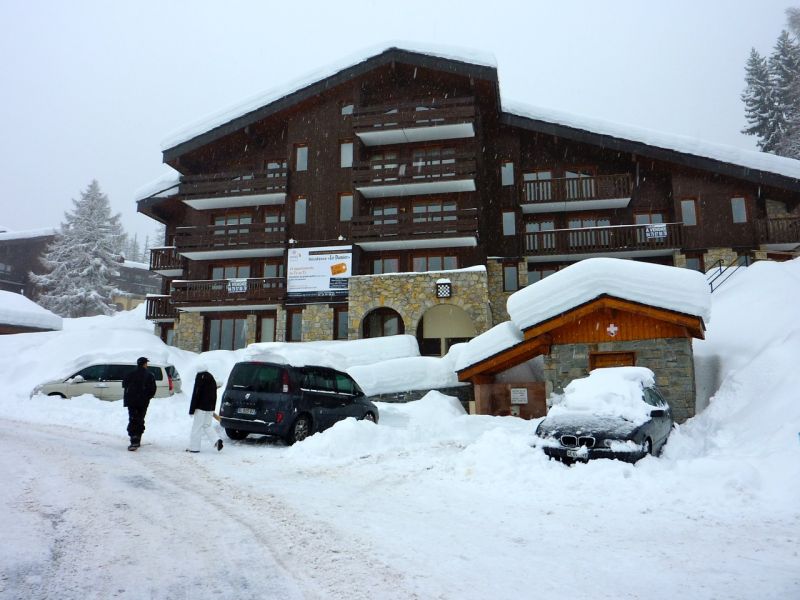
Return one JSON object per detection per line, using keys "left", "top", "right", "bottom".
{"left": 0, "top": 0, "right": 794, "bottom": 244}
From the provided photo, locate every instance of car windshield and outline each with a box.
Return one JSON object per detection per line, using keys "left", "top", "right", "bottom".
{"left": 229, "top": 363, "right": 282, "bottom": 393}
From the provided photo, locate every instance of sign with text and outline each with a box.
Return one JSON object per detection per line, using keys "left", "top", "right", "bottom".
{"left": 510, "top": 388, "right": 529, "bottom": 405}
{"left": 226, "top": 278, "right": 248, "bottom": 293}
{"left": 287, "top": 245, "right": 352, "bottom": 296}
{"left": 645, "top": 223, "right": 668, "bottom": 240}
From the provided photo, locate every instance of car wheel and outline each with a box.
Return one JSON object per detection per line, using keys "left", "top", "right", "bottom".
{"left": 362, "top": 412, "right": 377, "bottom": 423}
{"left": 643, "top": 438, "right": 653, "bottom": 455}
{"left": 225, "top": 428, "right": 249, "bottom": 441}
{"left": 48, "top": 392, "right": 67, "bottom": 399}
{"left": 287, "top": 415, "right": 311, "bottom": 445}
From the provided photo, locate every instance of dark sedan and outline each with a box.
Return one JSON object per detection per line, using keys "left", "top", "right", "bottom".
{"left": 533, "top": 367, "right": 673, "bottom": 464}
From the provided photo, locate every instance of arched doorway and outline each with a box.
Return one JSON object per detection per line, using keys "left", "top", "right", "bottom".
{"left": 362, "top": 307, "right": 405, "bottom": 338}
{"left": 416, "top": 304, "right": 477, "bottom": 356}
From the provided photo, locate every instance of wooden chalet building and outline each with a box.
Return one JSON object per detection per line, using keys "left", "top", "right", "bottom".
{"left": 136, "top": 45, "right": 800, "bottom": 353}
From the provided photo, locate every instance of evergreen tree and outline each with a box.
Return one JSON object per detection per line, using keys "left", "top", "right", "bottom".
{"left": 30, "top": 180, "right": 125, "bottom": 317}
{"left": 741, "top": 48, "right": 774, "bottom": 150}
{"left": 767, "top": 31, "right": 800, "bottom": 154}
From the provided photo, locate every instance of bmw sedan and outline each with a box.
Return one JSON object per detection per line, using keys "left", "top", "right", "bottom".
{"left": 533, "top": 366, "right": 673, "bottom": 464}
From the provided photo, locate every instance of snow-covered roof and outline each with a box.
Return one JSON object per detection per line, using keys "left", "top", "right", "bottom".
{"left": 160, "top": 42, "right": 497, "bottom": 152}
{"left": 0, "top": 291, "right": 62, "bottom": 331}
{"left": 0, "top": 227, "right": 57, "bottom": 242}
{"left": 507, "top": 257, "right": 711, "bottom": 333}
{"left": 502, "top": 99, "right": 800, "bottom": 183}
{"left": 454, "top": 321, "right": 523, "bottom": 373}
{"left": 134, "top": 169, "right": 181, "bottom": 203}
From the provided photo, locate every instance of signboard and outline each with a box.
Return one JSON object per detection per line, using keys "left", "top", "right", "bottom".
{"left": 645, "top": 223, "right": 668, "bottom": 240}
{"left": 510, "top": 388, "right": 528, "bottom": 405}
{"left": 226, "top": 278, "right": 248, "bottom": 293}
{"left": 287, "top": 245, "right": 352, "bottom": 297}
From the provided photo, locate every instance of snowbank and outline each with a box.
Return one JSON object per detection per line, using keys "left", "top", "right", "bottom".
{"left": 0, "top": 291, "right": 62, "bottom": 331}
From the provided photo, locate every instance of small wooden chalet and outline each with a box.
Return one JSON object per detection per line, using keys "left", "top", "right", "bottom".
{"left": 457, "top": 258, "right": 709, "bottom": 422}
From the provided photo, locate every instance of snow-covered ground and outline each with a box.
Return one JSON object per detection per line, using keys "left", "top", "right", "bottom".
{"left": 1, "top": 259, "right": 799, "bottom": 599}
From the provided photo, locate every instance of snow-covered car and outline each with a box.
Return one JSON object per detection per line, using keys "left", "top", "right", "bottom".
{"left": 219, "top": 361, "right": 378, "bottom": 444}
{"left": 31, "top": 362, "right": 181, "bottom": 401}
{"left": 533, "top": 366, "right": 672, "bottom": 464}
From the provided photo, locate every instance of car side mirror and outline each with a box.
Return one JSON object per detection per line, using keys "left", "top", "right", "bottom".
{"left": 650, "top": 409, "right": 667, "bottom": 418}
{"left": 71, "top": 375, "right": 85, "bottom": 384}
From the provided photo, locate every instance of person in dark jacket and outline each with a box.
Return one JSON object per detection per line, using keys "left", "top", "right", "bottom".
{"left": 122, "top": 357, "right": 157, "bottom": 451}
{"left": 187, "top": 366, "right": 223, "bottom": 453}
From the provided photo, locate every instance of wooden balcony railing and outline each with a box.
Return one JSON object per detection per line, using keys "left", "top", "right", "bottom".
{"left": 756, "top": 216, "right": 800, "bottom": 245}
{"left": 524, "top": 222, "right": 683, "bottom": 255}
{"left": 149, "top": 246, "right": 184, "bottom": 272}
{"left": 178, "top": 169, "right": 287, "bottom": 201}
{"left": 353, "top": 153, "right": 477, "bottom": 188}
{"left": 145, "top": 295, "right": 177, "bottom": 321}
{"left": 174, "top": 223, "right": 286, "bottom": 252}
{"left": 350, "top": 208, "right": 479, "bottom": 241}
{"left": 171, "top": 277, "right": 286, "bottom": 305}
{"left": 352, "top": 96, "right": 476, "bottom": 132}
{"left": 522, "top": 174, "right": 632, "bottom": 204}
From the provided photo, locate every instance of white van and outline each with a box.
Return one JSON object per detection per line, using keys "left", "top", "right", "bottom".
{"left": 31, "top": 362, "right": 182, "bottom": 401}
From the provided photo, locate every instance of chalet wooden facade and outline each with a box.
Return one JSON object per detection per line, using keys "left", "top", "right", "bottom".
{"left": 137, "top": 46, "right": 800, "bottom": 353}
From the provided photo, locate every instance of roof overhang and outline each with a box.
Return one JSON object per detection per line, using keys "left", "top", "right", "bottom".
{"left": 457, "top": 336, "right": 552, "bottom": 383}
{"left": 356, "top": 122, "right": 475, "bottom": 146}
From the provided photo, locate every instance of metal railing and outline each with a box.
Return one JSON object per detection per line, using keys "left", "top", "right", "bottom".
{"left": 707, "top": 255, "right": 752, "bottom": 293}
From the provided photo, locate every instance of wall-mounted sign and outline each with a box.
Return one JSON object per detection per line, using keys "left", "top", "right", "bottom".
{"left": 287, "top": 245, "right": 352, "bottom": 297}
{"left": 510, "top": 388, "right": 528, "bottom": 405}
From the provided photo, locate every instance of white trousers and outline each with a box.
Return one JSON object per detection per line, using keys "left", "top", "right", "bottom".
{"left": 189, "top": 410, "right": 221, "bottom": 452}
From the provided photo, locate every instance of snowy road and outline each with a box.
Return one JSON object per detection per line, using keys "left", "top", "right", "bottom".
{"left": 0, "top": 419, "right": 417, "bottom": 600}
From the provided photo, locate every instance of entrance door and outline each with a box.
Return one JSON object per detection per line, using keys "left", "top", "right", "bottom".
{"left": 589, "top": 351, "right": 636, "bottom": 370}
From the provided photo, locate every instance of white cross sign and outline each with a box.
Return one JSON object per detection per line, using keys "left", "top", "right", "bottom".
{"left": 606, "top": 323, "right": 619, "bottom": 337}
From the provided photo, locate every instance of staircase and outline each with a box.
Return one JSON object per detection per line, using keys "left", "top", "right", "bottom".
{"left": 706, "top": 255, "right": 752, "bottom": 293}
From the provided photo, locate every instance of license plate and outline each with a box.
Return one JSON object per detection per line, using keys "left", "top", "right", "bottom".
{"left": 237, "top": 408, "right": 256, "bottom": 416}
{"left": 566, "top": 449, "right": 582, "bottom": 458}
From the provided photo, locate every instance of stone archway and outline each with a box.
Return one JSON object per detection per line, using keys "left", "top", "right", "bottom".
{"left": 415, "top": 303, "right": 477, "bottom": 356}
{"left": 362, "top": 307, "right": 405, "bottom": 338}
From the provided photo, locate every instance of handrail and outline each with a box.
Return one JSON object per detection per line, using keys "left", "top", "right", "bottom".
{"left": 708, "top": 255, "right": 752, "bottom": 293}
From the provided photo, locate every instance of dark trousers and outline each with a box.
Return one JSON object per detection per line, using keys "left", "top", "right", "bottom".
{"left": 127, "top": 403, "right": 150, "bottom": 442}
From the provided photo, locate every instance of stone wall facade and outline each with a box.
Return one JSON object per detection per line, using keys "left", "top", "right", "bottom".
{"left": 486, "top": 259, "right": 528, "bottom": 325}
{"left": 542, "top": 337, "right": 696, "bottom": 422}
{"left": 174, "top": 312, "right": 203, "bottom": 352}
{"left": 348, "top": 270, "right": 493, "bottom": 341}
{"left": 301, "top": 304, "right": 334, "bottom": 342}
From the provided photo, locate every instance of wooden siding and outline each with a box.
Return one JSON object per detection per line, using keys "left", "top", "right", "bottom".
{"left": 149, "top": 247, "right": 184, "bottom": 272}
{"left": 174, "top": 223, "right": 286, "bottom": 252}
{"left": 350, "top": 208, "right": 478, "bottom": 241}
{"left": 550, "top": 308, "right": 690, "bottom": 345}
{"left": 352, "top": 96, "right": 475, "bottom": 132}
{"left": 522, "top": 173, "right": 631, "bottom": 204}
{"left": 171, "top": 277, "right": 285, "bottom": 306}
{"left": 756, "top": 216, "right": 800, "bottom": 244}
{"left": 145, "top": 295, "right": 177, "bottom": 320}
{"left": 524, "top": 222, "right": 683, "bottom": 256}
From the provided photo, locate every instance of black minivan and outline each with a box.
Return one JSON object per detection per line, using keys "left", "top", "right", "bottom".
{"left": 219, "top": 361, "right": 379, "bottom": 444}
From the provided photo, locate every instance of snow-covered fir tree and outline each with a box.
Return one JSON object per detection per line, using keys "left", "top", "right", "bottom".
{"left": 30, "top": 180, "right": 125, "bottom": 317}
{"left": 741, "top": 48, "right": 774, "bottom": 150}
{"left": 767, "top": 31, "right": 800, "bottom": 155}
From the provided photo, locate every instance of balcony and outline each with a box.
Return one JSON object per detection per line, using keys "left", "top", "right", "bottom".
{"left": 177, "top": 169, "right": 287, "bottom": 210}
{"left": 524, "top": 222, "right": 683, "bottom": 262}
{"left": 145, "top": 295, "right": 177, "bottom": 322}
{"left": 171, "top": 277, "right": 286, "bottom": 311}
{"left": 521, "top": 174, "right": 632, "bottom": 214}
{"left": 353, "top": 153, "right": 477, "bottom": 199}
{"left": 149, "top": 246, "right": 185, "bottom": 276}
{"left": 174, "top": 223, "right": 286, "bottom": 260}
{"left": 350, "top": 208, "right": 479, "bottom": 251}
{"left": 353, "top": 97, "right": 476, "bottom": 147}
{"left": 756, "top": 217, "right": 800, "bottom": 250}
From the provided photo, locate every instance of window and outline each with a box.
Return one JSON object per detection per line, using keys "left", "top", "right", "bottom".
{"left": 731, "top": 197, "right": 747, "bottom": 223}
{"left": 372, "top": 204, "right": 398, "bottom": 225}
{"left": 211, "top": 264, "right": 250, "bottom": 279}
{"left": 339, "top": 193, "right": 353, "bottom": 222}
{"left": 503, "top": 264, "right": 519, "bottom": 292}
{"left": 263, "top": 260, "right": 284, "bottom": 279}
{"left": 294, "top": 197, "right": 307, "bottom": 225}
{"left": 525, "top": 220, "right": 555, "bottom": 250}
{"left": 259, "top": 313, "right": 276, "bottom": 343}
{"left": 214, "top": 212, "right": 252, "bottom": 232}
{"left": 412, "top": 147, "right": 455, "bottom": 178}
{"left": 373, "top": 256, "right": 399, "bottom": 274}
{"left": 340, "top": 141, "right": 353, "bottom": 168}
{"left": 680, "top": 199, "right": 697, "bottom": 226}
{"left": 341, "top": 103, "right": 354, "bottom": 116}
{"left": 684, "top": 253, "right": 704, "bottom": 272}
{"left": 363, "top": 308, "right": 404, "bottom": 338}
{"left": 295, "top": 144, "right": 308, "bottom": 172}
{"left": 207, "top": 317, "right": 248, "bottom": 351}
{"left": 286, "top": 309, "right": 303, "bottom": 342}
{"left": 413, "top": 199, "right": 456, "bottom": 223}
{"left": 528, "top": 267, "right": 558, "bottom": 283}
{"left": 568, "top": 216, "right": 610, "bottom": 248}
{"left": 635, "top": 212, "right": 666, "bottom": 242}
{"left": 412, "top": 254, "right": 457, "bottom": 272}
{"left": 334, "top": 372, "right": 359, "bottom": 395}
{"left": 502, "top": 211, "right": 516, "bottom": 236}
{"left": 523, "top": 170, "right": 553, "bottom": 202}
{"left": 370, "top": 151, "right": 399, "bottom": 182}
{"left": 565, "top": 168, "right": 596, "bottom": 199}
{"left": 265, "top": 159, "right": 287, "bottom": 178}
{"left": 334, "top": 307, "right": 348, "bottom": 340}
{"left": 501, "top": 161, "right": 515, "bottom": 186}
{"left": 264, "top": 212, "right": 286, "bottom": 233}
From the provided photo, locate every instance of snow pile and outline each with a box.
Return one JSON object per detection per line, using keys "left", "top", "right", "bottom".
{"left": 348, "top": 355, "right": 462, "bottom": 396}
{"left": 454, "top": 321, "right": 523, "bottom": 372}
{"left": 547, "top": 366, "right": 655, "bottom": 424}
{"left": 0, "top": 291, "right": 62, "bottom": 331}
{"left": 0, "top": 227, "right": 57, "bottom": 242}
{"left": 507, "top": 257, "right": 711, "bottom": 331}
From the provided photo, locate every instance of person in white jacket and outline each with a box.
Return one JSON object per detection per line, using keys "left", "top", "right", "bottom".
{"left": 187, "top": 365, "right": 223, "bottom": 453}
